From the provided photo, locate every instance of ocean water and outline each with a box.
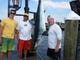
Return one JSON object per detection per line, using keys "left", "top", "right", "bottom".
{"left": 37, "top": 36, "right": 48, "bottom": 60}
{"left": 37, "top": 31, "right": 64, "bottom": 60}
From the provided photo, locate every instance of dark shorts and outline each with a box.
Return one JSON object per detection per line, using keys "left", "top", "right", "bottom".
{"left": 47, "top": 48, "right": 61, "bottom": 60}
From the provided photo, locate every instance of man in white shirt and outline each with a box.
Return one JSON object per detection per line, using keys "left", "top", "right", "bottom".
{"left": 47, "top": 16, "right": 62, "bottom": 60}
{"left": 16, "top": 13, "right": 32, "bottom": 60}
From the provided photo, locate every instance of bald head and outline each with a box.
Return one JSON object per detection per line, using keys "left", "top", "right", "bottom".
{"left": 47, "top": 16, "right": 54, "bottom": 25}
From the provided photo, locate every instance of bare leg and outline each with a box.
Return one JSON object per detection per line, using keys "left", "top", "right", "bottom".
{"left": 24, "top": 50, "right": 27, "bottom": 60}
{"left": 8, "top": 51, "right": 12, "bottom": 60}
{"left": 18, "top": 51, "right": 22, "bottom": 60}
{"left": 0, "top": 52, "right": 4, "bottom": 60}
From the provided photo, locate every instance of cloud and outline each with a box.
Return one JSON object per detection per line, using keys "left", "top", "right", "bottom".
{"left": 34, "top": 0, "right": 70, "bottom": 9}
{"left": 34, "top": 0, "right": 51, "bottom": 2}
{"left": 43, "top": 1, "right": 70, "bottom": 9}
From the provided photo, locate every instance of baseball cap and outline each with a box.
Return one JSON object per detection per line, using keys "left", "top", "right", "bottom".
{"left": 23, "top": 13, "right": 29, "bottom": 17}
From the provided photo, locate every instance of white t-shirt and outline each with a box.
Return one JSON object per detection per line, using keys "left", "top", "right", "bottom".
{"left": 48, "top": 24, "right": 62, "bottom": 49}
{"left": 17, "top": 20, "right": 32, "bottom": 40}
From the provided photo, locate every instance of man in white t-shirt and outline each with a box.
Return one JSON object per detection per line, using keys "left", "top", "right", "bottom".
{"left": 47, "top": 16, "right": 62, "bottom": 60}
{"left": 16, "top": 13, "right": 32, "bottom": 60}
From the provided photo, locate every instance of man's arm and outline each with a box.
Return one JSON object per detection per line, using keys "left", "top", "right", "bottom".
{"left": 54, "top": 25, "right": 62, "bottom": 53}
{"left": 15, "top": 22, "right": 19, "bottom": 40}
{"left": 0, "top": 19, "right": 6, "bottom": 44}
{"left": 15, "top": 29, "right": 19, "bottom": 38}
{"left": 55, "top": 39, "right": 61, "bottom": 53}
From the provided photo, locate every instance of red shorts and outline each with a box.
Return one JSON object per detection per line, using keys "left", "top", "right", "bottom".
{"left": 17, "top": 39, "right": 31, "bottom": 52}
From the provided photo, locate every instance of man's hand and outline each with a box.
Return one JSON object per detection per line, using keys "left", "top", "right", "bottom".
{"left": 55, "top": 47, "right": 59, "bottom": 53}
{"left": 55, "top": 40, "right": 61, "bottom": 53}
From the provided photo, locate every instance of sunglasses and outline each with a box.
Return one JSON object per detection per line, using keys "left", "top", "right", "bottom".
{"left": 10, "top": 12, "right": 16, "bottom": 15}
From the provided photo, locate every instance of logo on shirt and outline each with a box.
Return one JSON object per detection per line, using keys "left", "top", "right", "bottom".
{"left": 24, "top": 24, "right": 27, "bottom": 26}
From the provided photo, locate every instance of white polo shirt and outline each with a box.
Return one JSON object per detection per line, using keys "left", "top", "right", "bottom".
{"left": 48, "top": 24, "right": 62, "bottom": 49}
{"left": 17, "top": 20, "right": 32, "bottom": 40}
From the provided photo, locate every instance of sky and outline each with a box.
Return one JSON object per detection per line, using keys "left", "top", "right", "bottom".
{"left": 0, "top": 0, "right": 72, "bottom": 23}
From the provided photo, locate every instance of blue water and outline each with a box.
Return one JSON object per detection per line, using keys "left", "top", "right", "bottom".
{"left": 37, "top": 31, "right": 64, "bottom": 60}
{"left": 37, "top": 36, "right": 48, "bottom": 60}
